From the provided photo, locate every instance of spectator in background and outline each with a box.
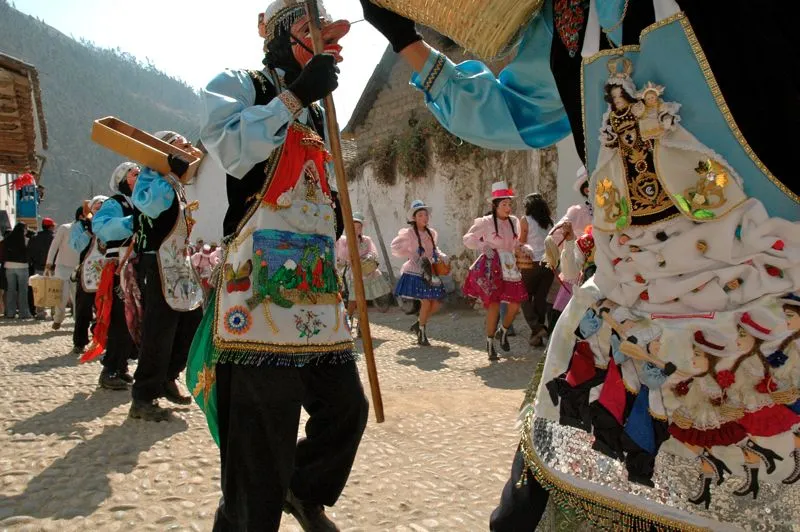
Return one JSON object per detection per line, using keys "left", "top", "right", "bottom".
{"left": 3, "top": 222, "right": 32, "bottom": 319}
{"left": 28, "top": 217, "right": 56, "bottom": 319}
{"left": 46, "top": 214, "right": 80, "bottom": 330}
{"left": 518, "top": 193, "right": 555, "bottom": 347}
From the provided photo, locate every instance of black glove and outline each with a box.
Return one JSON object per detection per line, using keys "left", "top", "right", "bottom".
{"left": 167, "top": 153, "right": 190, "bottom": 178}
{"left": 360, "top": 0, "right": 421, "bottom": 53}
{"left": 288, "top": 54, "right": 339, "bottom": 107}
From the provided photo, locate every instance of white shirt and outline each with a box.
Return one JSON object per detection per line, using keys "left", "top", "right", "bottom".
{"left": 525, "top": 216, "right": 550, "bottom": 261}
{"left": 46, "top": 223, "right": 79, "bottom": 269}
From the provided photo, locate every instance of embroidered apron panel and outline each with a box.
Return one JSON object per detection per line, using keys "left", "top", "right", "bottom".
{"left": 214, "top": 123, "right": 353, "bottom": 354}
{"left": 499, "top": 250, "right": 522, "bottom": 282}
{"left": 157, "top": 196, "right": 203, "bottom": 312}
{"left": 80, "top": 238, "right": 105, "bottom": 293}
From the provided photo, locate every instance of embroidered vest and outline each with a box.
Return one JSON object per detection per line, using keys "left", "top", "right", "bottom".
{"left": 80, "top": 237, "right": 105, "bottom": 293}
{"left": 213, "top": 92, "right": 353, "bottom": 365}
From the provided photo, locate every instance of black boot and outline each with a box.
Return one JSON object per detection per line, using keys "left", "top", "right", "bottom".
{"left": 783, "top": 449, "right": 800, "bottom": 484}
{"left": 496, "top": 326, "right": 511, "bottom": 352}
{"left": 487, "top": 338, "right": 499, "bottom": 361}
{"left": 688, "top": 475, "right": 712, "bottom": 509}
{"left": 129, "top": 399, "right": 170, "bottom": 422}
{"left": 701, "top": 450, "right": 732, "bottom": 486}
{"left": 733, "top": 466, "right": 760, "bottom": 499}
{"left": 163, "top": 380, "right": 192, "bottom": 405}
{"left": 419, "top": 325, "right": 430, "bottom": 346}
{"left": 410, "top": 320, "right": 420, "bottom": 333}
{"left": 284, "top": 489, "right": 339, "bottom": 531}
{"left": 744, "top": 439, "right": 782, "bottom": 474}
{"left": 99, "top": 369, "right": 129, "bottom": 391}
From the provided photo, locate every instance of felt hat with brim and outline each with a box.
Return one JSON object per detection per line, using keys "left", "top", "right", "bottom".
{"left": 407, "top": 199, "right": 431, "bottom": 222}
{"left": 488, "top": 181, "right": 514, "bottom": 203}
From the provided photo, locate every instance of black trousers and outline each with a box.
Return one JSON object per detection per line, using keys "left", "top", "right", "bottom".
{"left": 490, "top": 447, "right": 549, "bottom": 531}
{"left": 73, "top": 281, "right": 94, "bottom": 349}
{"left": 102, "top": 275, "right": 135, "bottom": 375}
{"left": 133, "top": 254, "right": 202, "bottom": 401}
{"left": 521, "top": 265, "right": 555, "bottom": 335}
{"left": 213, "top": 360, "right": 369, "bottom": 531}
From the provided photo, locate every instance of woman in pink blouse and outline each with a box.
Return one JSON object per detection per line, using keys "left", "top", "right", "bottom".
{"left": 391, "top": 200, "right": 447, "bottom": 346}
{"left": 463, "top": 182, "right": 530, "bottom": 361}
{"left": 336, "top": 212, "right": 392, "bottom": 336}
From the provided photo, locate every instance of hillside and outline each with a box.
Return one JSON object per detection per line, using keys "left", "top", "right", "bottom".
{"left": 0, "top": 0, "right": 202, "bottom": 222}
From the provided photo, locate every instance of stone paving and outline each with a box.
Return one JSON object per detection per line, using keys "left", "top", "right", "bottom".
{"left": 0, "top": 307, "right": 545, "bottom": 531}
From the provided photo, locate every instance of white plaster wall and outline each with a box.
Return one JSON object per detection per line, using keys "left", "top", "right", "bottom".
{"left": 555, "top": 135, "right": 585, "bottom": 221}
{"left": 0, "top": 173, "right": 17, "bottom": 230}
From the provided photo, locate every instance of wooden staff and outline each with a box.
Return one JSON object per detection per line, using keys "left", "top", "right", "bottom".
{"left": 304, "top": 0, "right": 384, "bottom": 423}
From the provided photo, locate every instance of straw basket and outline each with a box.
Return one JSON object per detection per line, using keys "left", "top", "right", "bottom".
{"left": 370, "top": 0, "right": 545, "bottom": 60}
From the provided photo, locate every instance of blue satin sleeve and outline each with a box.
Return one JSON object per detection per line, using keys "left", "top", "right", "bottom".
{"left": 409, "top": 0, "right": 571, "bottom": 150}
{"left": 200, "top": 69, "right": 295, "bottom": 179}
{"left": 92, "top": 199, "right": 133, "bottom": 244}
{"left": 132, "top": 168, "right": 175, "bottom": 218}
{"left": 640, "top": 362, "right": 668, "bottom": 389}
{"left": 68, "top": 222, "right": 91, "bottom": 254}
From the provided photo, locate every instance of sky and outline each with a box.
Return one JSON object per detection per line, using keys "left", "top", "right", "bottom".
{"left": 9, "top": 0, "right": 388, "bottom": 127}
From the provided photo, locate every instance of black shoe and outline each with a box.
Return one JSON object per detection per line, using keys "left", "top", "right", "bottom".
{"left": 99, "top": 370, "right": 130, "bottom": 391}
{"left": 487, "top": 339, "right": 499, "bottom": 361}
{"left": 129, "top": 399, "right": 170, "bottom": 422}
{"left": 688, "top": 475, "right": 712, "bottom": 509}
{"left": 701, "top": 450, "right": 732, "bottom": 486}
{"left": 496, "top": 327, "right": 511, "bottom": 352}
{"left": 119, "top": 372, "right": 134, "bottom": 384}
{"left": 783, "top": 449, "right": 800, "bottom": 484}
{"left": 419, "top": 326, "right": 430, "bottom": 346}
{"left": 72, "top": 345, "right": 85, "bottom": 355}
{"left": 733, "top": 466, "right": 760, "bottom": 499}
{"left": 744, "top": 439, "right": 782, "bottom": 474}
{"left": 284, "top": 490, "right": 339, "bottom": 531}
{"left": 163, "top": 380, "right": 192, "bottom": 405}
{"left": 52, "top": 322, "right": 61, "bottom": 330}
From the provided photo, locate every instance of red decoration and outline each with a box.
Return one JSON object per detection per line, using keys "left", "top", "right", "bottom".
{"left": 639, "top": 290, "right": 649, "bottom": 301}
{"left": 715, "top": 370, "right": 735, "bottom": 389}
{"left": 634, "top": 274, "right": 646, "bottom": 284}
{"left": 80, "top": 261, "right": 118, "bottom": 363}
{"left": 674, "top": 380, "right": 690, "bottom": 396}
{"left": 765, "top": 265, "right": 783, "bottom": 278}
{"left": 612, "top": 258, "right": 622, "bottom": 266}
{"left": 772, "top": 240, "right": 785, "bottom": 251}
{"left": 9, "top": 173, "right": 35, "bottom": 190}
{"left": 756, "top": 376, "right": 778, "bottom": 394}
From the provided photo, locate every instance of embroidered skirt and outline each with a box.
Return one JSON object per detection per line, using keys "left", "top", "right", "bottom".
{"left": 395, "top": 272, "right": 445, "bottom": 301}
{"left": 462, "top": 252, "right": 528, "bottom": 307}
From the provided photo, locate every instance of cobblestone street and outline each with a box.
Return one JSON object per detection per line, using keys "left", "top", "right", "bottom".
{"left": 0, "top": 307, "right": 543, "bottom": 531}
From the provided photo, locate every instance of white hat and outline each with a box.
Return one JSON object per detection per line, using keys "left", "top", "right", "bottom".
{"left": 262, "top": 0, "right": 330, "bottom": 42}
{"left": 692, "top": 328, "right": 737, "bottom": 357}
{"left": 573, "top": 165, "right": 589, "bottom": 193}
{"left": 779, "top": 292, "right": 800, "bottom": 308}
{"left": 488, "top": 181, "right": 515, "bottom": 203}
{"left": 352, "top": 211, "right": 366, "bottom": 224}
{"left": 109, "top": 162, "right": 139, "bottom": 193}
{"left": 407, "top": 199, "right": 431, "bottom": 222}
{"left": 89, "top": 195, "right": 108, "bottom": 210}
{"left": 738, "top": 310, "right": 781, "bottom": 342}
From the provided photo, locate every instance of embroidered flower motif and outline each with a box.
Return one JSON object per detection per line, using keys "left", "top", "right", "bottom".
{"left": 755, "top": 376, "right": 778, "bottom": 394}
{"left": 639, "top": 290, "right": 649, "bottom": 301}
{"left": 224, "top": 306, "right": 252, "bottom": 335}
{"left": 766, "top": 350, "right": 788, "bottom": 368}
{"left": 715, "top": 370, "right": 735, "bottom": 390}
{"left": 596, "top": 178, "right": 614, "bottom": 207}
{"left": 674, "top": 380, "right": 691, "bottom": 397}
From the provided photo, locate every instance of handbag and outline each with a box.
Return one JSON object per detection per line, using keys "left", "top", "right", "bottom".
{"left": 432, "top": 259, "right": 450, "bottom": 277}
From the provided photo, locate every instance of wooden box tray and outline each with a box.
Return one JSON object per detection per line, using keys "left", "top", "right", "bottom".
{"left": 91, "top": 116, "right": 202, "bottom": 183}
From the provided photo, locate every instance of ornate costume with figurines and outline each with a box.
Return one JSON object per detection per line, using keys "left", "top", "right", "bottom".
{"left": 188, "top": 3, "right": 368, "bottom": 529}
{"left": 361, "top": 0, "right": 800, "bottom": 527}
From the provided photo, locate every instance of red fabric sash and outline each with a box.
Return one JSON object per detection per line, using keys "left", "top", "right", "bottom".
{"left": 262, "top": 124, "right": 330, "bottom": 207}
{"left": 80, "top": 261, "right": 117, "bottom": 363}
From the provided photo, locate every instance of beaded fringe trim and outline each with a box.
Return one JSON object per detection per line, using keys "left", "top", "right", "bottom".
{"left": 215, "top": 347, "right": 358, "bottom": 367}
